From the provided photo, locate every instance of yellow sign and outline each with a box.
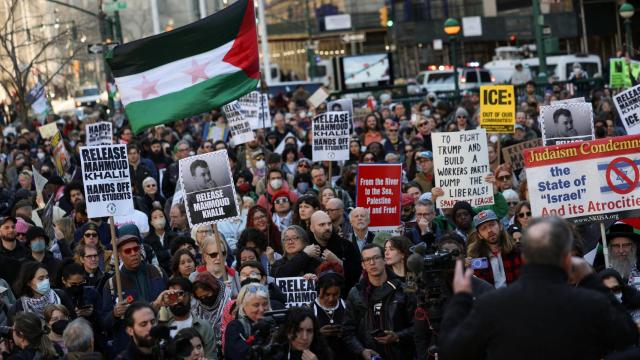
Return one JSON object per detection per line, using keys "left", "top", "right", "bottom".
{"left": 480, "top": 85, "right": 516, "bottom": 133}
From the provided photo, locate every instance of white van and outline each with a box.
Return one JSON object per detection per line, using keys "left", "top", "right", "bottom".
{"left": 416, "top": 67, "right": 494, "bottom": 93}
{"left": 521, "top": 54, "right": 602, "bottom": 81}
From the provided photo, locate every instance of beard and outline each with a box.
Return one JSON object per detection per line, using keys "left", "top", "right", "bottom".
{"left": 134, "top": 332, "right": 155, "bottom": 348}
{"left": 610, "top": 251, "right": 637, "bottom": 279}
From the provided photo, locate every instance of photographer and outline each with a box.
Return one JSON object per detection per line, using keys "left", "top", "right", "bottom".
{"left": 224, "top": 283, "right": 271, "bottom": 360}
{"left": 343, "top": 244, "right": 415, "bottom": 360}
{"left": 273, "top": 307, "right": 332, "bottom": 360}
{"left": 4, "top": 311, "right": 62, "bottom": 359}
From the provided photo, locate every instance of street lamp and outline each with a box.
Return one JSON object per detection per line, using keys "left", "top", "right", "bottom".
{"left": 443, "top": 18, "right": 461, "bottom": 97}
{"left": 620, "top": 2, "right": 635, "bottom": 56}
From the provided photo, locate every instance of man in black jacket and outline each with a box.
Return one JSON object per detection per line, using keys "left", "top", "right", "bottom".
{"left": 309, "top": 211, "right": 361, "bottom": 290}
{"left": 440, "top": 216, "right": 638, "bottom": 360}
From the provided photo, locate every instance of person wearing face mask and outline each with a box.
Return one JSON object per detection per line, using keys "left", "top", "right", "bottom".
{"left": 257, "top": 168, "right": 298, "bottom": 217}
{"left": 143, "top": 208, "right": 174, "bottom": 274}
{"left": 234, "top": 171, "right": 258, "bottom": 202}
{"left": 191, "top": 272, "right": 231, "bottom": 346}
{"left": 293, "top": 172, "right": 313, "bottom": 197}
{"left": 139, "top": 177, "right": 166, "bottom": 215}
{"left": 599, "top": 268, "right": 640, "bottom": 322}
{"left": 26, "top": 226, "right": 62, "bottom": 279}
{"left": 10, "top": 261, "right": 76, "bottom": 321}
{"left": 44, "top": 304, "right": 71, "bottom": 354}
{"left": 161, "top": 277, "right": 217, "bottom": 360}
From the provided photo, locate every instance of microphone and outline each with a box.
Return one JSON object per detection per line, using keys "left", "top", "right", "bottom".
{"left": 407, "top": 253, "right": 424, "bottom": 274}
{"left": 410, "top": 242, "right": 428, "bottom": 255}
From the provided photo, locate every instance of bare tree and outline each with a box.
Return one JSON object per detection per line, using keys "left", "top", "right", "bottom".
{"left": 0, "top": 0, "right": 88, "bottom": 127}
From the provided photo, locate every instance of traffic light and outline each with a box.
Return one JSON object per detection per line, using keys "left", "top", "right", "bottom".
{"left": 379, "top": 6, "right": 388, "bottom": 28}
{"left": 509, "top": 34, "right": 517, "bottom": 45}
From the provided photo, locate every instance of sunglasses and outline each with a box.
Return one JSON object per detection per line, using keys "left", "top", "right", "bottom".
{"left": 298, "top": 163, "right": 310, "bottom": 168}
{"left": 208, "top": 251, "right": 227, "bottom": 258}
{"left": 507, "top": 202, "right": 518, "bottom": 206}
{"left": 418, "top": 123, "right": 428, "bottom": 127}
{"left": 387, "top": 129, "right": 398, "bottom": 133}
{"left": 274, "top": 197, "right": 289, "bottom": 205}
{"left": 122, "top": 245, "right": 141, "bottom": 255}
{"left": 498, "top": 175, "right": 512, "bottom": 182}
{"left": 84, "top": 232, "right": 98, "bottom": 238}
{"left": 518, "top": 212, "right": 532, "bottom": 218}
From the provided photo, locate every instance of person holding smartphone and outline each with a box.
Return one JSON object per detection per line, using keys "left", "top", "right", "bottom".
{"left": 310, "top": 262, "right": 348, "bottom": 358}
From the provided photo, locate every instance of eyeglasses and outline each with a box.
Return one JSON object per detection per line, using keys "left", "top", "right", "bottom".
{"left": 208, "top": 251, "right": 227, "bottom": 258}
{"left": 361, "top": 255, "right": 383, "bottom": 264}
{"left": 145, "top": 184, "right": 157, "bottom": 188}
{"left": 83, "top": 254, "right": 99, "bottom": 259}
{"left": 507, "top": 201, "right": 518, "bottom": 206}
{"left": 611, "top": 242, "right": 633, "bottom": 250}
{"left": 418, "top": 123, "right": 428, "bottom": 127}
{"left": 497, "top": 175, "right": 512, "bottom": 182}
{"left": 298, "top": 163, "right": 310, "bottom": 168}
{"left": 387, "top": 129, "right": 398, "bottom": 133}
{"left": 284, "top": 236, "right": 300, "bottom": 243}
{"left": 16, "top": 233, "right": 26, "bottom": 237}
{"left": 84, "top": 232, "right": 98, "bottom": 238}
{"left": 274, "top": 198, "right": 289, "bottom": 205}
{"left": 253, "top": 214, "right": 267, "bottom": 221}
{"left": 177, "top": 147, "right": 190, "bottom": 152}
{"left": 518, "top": 212, "right": 532, "bottom": 218}
{"left": 122, "top": 245, "right": 141, "bottom": 255}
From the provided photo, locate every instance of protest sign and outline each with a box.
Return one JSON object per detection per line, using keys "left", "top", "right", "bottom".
{"left": 432, "top": 129, "right": 494, "bottom": 208}
{"left": 179, "top": 150, "right": 239, "bottom": 227}
{"left": 258, "top": 93, "right": 270, "bottom": 128}
{"left": 610, "top": 58, "right": 640, "bottom": 89}
{"left": 38, "top": 123, "right": 58, "bottom": 139}
{"left": 51, "top": 132, "right": 71, "bottom": 177}
{"left": 479, "top": 85, "right": 516, "bottom": 133}
{"left": 223, "top": 101, "right": 255, "bottom": 145}
{"left": 237, "top": 91, "right": 260, "bottom": 129}
{"left": 275, "top": 277, "right": 317, "bottom": 308}
{"left": 32, "top": 166, "right": 48, "bottom": 196}
{"left": 307, "top": 87, "right": 330, "bottom": 108}
{"left": 86, "top": 122, "right": 113, "bottom": 146}
{"left": 79, "top": 144, "right": 134, "bottom": 218}
{"left": 551, "top": 97, "right": 585, "bottom": 105}
{"left": 328, "top": 98, "right": 353, "bottom": 133}
{"left": 524, "top": 134, "right": 640, "bottom": 224}
{"left": 614, "top": 84, "right": 640, "bottom": 135}
{"left": 312, "top": 111, "right": 350, "bottom": 161}
{"left": 356, "top": 164, "right": 402, "bottom": 229}
{"left": 502, "top": 138, "right": 543, "bottom": 171}
{"left": 540, "top": 103, "right": 594, "bottom": 146}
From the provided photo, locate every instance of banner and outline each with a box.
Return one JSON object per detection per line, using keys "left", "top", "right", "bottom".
{"left": 524, "top": 134, "right": 640, "bottom": 224}
{"left": 179, "top": 150, "right": 239, "bottom": 227}
{"left": 540, "top": 103, "right": 594, "bottom": 146}
{"left": 223, "top": 101, "right": 255, "bottom": 145}
{"left": 312, "top": 111, "right": 350, "bottom": 161}
{"left": 307, "top": 87, "right": 330, "bottom": 108}
{"left": 614, "top": 84, "right": 640, "bottom": 135}
{"left": 356, "top": 164, "right": 402, "bottom": 229}
{"left": 238, "top": 91, "right": 260, "bottom": 130}
{"left": 275, "top": 277, "right": 317, "bottom": 308}
{"left": 79, "top": 144, "right": 134, "bottom": 218}
{"left": 432, "top": 129, "right": 494, "bottom": 208}
{"left": 502, "top": 138, "right": 543, "bottom": 171}
{"left": 51, "top": 132, "right": 71, "bottom": 177}
{"left": 86, "top": 122, "right": 113, "bottom": 146}
{"left": 479, "top": 85, "right": 516, "bottom": 133}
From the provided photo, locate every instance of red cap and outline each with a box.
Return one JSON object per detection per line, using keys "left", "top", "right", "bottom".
{"left": 401, "top": 193, "right": 414, "bottom": 207}
{"left": 271, "top": 190, "right": 291, "bottom": 204}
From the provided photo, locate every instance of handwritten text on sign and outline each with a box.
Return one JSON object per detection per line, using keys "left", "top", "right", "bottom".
{"left": 275, "top": 277, "right": 317, "bottom": 308}
{"left": 432, "top": 129, "right": 494, "bottom": 208}
{"left": 356, "top": 164, "right": 402, "bottom": 227}
{"left": 524, "top": 135, "right": 640, "bottom": 224}
{"left": 223, "top": 101, "right": 255, "bottom": 145}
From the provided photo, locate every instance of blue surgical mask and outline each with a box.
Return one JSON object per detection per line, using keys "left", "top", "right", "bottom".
{"left": 30, "top": 239, "right": 46, "bottom": 253}
{"left": 297, "top": 182, "right": 309, "bottom": 194}
{"left": 36, "top": 279, "right": 50, "bottom": 295}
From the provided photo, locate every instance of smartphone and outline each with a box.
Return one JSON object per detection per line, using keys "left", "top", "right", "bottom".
{"left": 167, "top": 290, "right": 185, "bottom": 303}
{"left": 370, "top": 329, "right": 386, "bottom": 338}
{"left": 470, "top": 257, "right": 489, "bottom": 270}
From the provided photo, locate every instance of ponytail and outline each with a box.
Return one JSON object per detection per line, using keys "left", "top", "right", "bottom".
{"left": 38, "top": 326, "right": 59, "bottom": 359}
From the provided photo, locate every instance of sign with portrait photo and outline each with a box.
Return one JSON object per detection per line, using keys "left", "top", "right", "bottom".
{"left": 179, "top": 150, "right": 239, "bottom": 227}
{"left": 540, "top": 103, "right": 595, "bottom": 146}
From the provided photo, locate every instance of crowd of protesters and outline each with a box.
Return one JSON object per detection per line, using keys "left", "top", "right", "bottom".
{"left": 0, "top": 73, "right": 638, "bottom": 360}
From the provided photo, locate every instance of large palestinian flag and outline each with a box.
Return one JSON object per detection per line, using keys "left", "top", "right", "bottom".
{"left": 107, "top": 0, "right": 259, "bottom": 133}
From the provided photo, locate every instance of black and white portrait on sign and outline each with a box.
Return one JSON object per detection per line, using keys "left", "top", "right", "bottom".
{"left": 540, "top": 103, "right": 595, "bottom": 146}
{"left": 179, "top": 150, "right": 239, "bottom": 227}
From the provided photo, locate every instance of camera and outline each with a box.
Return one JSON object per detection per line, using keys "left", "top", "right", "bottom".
{"left": 470, "top": 257, "right": 489, "bottom": 270}
{"left": 0, "top": 326, "right": 12, "bottom": 339}
{"left": 248, "top": 309, "right": 288, "bottom": 360}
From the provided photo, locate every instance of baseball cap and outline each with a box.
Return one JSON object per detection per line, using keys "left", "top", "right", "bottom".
{"left": 515, "top": 124, "right": 526, "bottom": 131}
{"left": 416, "top": 151, "right": 433, "bottom": 160}
{"left": 472, "top": 210, "right": 498, "bottom": 230}
{"left": 0, "top": 216, "right": 16, "bottom": 226}
{"left": 116, "top": 234, "right": 140, "bottom": 249}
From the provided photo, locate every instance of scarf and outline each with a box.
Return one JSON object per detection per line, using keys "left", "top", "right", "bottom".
{"left": 21, "top": 290, "right": 60, "bottom": 319}
{"left": 121, "top": 265, "right": 152, "bottom": 302}
{"left": 192, "top": 283, "right": 231, "bottom": 340}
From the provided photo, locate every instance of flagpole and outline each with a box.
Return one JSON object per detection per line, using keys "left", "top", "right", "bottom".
{"left": 600, "top": 222, "right": 610, "bottom": 269}
{"left": 110, "top": 216, "right": 123, "bottom": 304}
{"left": 257, "top": 0, "right": 271, "bottom": 86}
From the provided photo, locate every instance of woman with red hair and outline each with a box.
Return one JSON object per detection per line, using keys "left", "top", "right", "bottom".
{"left": 246, "top": 205, "right": 282, "bottom": 254}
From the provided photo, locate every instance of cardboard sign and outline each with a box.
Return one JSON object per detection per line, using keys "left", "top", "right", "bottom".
{"left": 275, "top": 277, "right": 317, "bottom": 308}
{"left": 38, "top": 123, "right": 58, "bottom": 139}
{"left": 86, "top": 122, "right": 113, "bottom": 146}
{"left": 524, "top": 134, "right": 640, "bottom": 224}
{"left": 223, "top": 101, "right": 255, "bottom": 145}
{"left": 614, "top": 84, "right": 640, "bottom": 135}
{"left": 312, "top": 111, "right": 350, "bottom": 161}
{"left": 237, "top": 91, "right": 260, "bottom": 129}
{"left": 432, "top": 129, "right": 494, "bottom": 208}
{"left": 51, "top": 132, "right": 71, "bottom": 177}
{"left": 540, "top": 103, "right": 594, "bottom": 146}
{"left": 480, "top": 85, "right": 516, "bottom": 133}
{"left": 79, "top": 144, "right": 134, "bottom": 218}
{"left": 609, "top": 58, "right": 640, "bottom": 89}
{"left": 179, "top": 150, "right": 239, "bottom": 227}
{"left": 307, "top": 87, "right": 330, "bottom": 108}
{"left": 258, "top": 93, "right": 270, "bottom": 129}
{"left": 32, "top": 166, "right": 48, "bottom": 195}
{"left": 356, "top": 164, "right": 402, "bottom": 229}
{"left": 502, "top": 139, "right": 543, "bottom": 171}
